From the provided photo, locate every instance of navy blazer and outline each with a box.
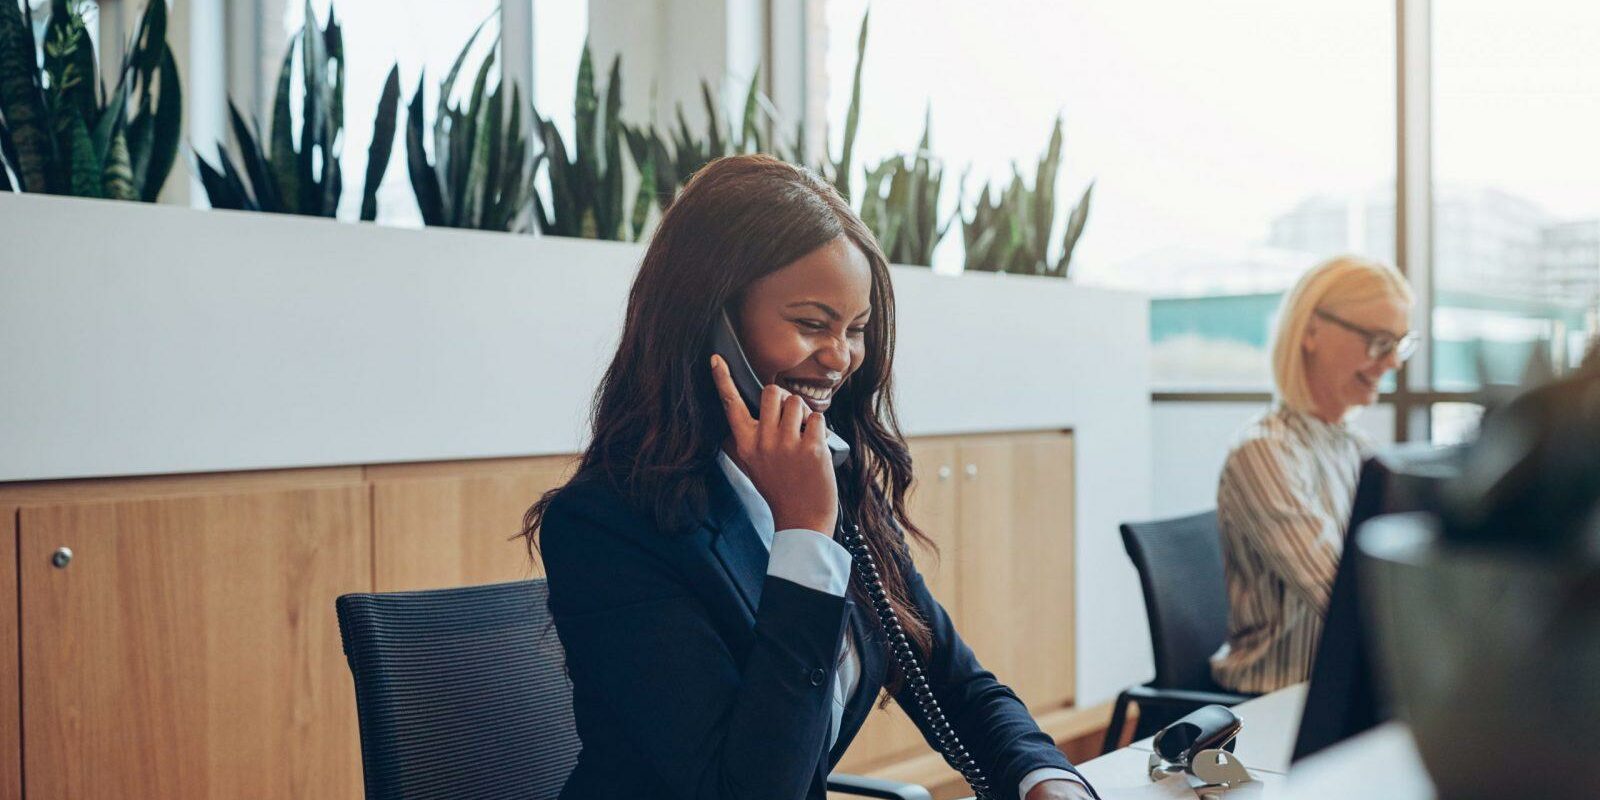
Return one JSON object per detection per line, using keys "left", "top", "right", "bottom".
{"left": 541, "top": 463, "right": 1089, "bottom": 800}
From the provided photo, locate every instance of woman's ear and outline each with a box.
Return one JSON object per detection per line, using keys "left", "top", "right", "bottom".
{"left": 1302, "top": 318, "right": 1321, "bottom": 355}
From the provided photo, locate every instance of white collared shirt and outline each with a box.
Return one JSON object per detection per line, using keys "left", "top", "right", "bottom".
{"left": 716, "top": 451, "right": 1082, "bottom": 798}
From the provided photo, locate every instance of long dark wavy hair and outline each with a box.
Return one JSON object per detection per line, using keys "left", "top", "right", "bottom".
{"left": 520, "top": 154, "right": 936, "bottom": 695}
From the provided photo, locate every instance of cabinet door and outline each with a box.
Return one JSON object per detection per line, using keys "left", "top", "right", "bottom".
{"left": 18, "top": 486, "right": 369, "bottom": 800}
{"left": 837, "top": 439, "right": 960, "bottom": 777}
{"left": 370, "top": 455, "right": 575, "bottom": 591}
{"left": 957, "top": 433, "right": 1076, "bottom": 713}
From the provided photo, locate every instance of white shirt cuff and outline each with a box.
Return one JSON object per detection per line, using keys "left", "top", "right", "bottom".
{"left": 1019, "top": 767, "right": 1086, "bottom": 798}
{"left": 767, "top": 528, "right": 852, "bottom": 596}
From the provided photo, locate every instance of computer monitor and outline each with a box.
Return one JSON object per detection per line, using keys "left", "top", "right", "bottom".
{"left": 1290, "top": 442, "right": 1462, "bottom": 762}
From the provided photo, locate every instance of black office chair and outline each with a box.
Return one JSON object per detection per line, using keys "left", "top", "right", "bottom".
{"left": 1101, "top": 511, "right": 1256, "bottom": 754}
{"left": 335, "top": 579, "right": 930, "bottom": 800}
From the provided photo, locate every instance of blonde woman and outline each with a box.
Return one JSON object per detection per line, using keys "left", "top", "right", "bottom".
{"left": 1209, "top": 256, "right": 1416, "bottom": 694}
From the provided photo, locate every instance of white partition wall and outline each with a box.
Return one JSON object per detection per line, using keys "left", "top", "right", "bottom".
{"left": 0, "top": 192, "right": 1153, "bottom": 706}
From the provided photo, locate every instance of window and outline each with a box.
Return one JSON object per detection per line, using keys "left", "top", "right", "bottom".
{"left": 1432, "top": 1, "right": 1600, "bottom": 389}
{"left": 820, "top": 0, "right": 1396, "bottom": 391}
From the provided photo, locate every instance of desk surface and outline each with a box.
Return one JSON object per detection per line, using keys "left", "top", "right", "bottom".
{"left": 1283, "top": 722, "right": 1432, "bottom": 800}
{"left": 1079, "top": 685, "right": 1305, "bottom": 795}
{"left": 1075, "top": 684, "right": 1432, "bottom": 798}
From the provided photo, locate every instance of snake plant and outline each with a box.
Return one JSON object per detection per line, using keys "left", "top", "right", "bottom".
{"left": 0, "top": 0, "right": 180, "bottom": 200}
{"left": 828, "top": 8, "right": 867, "bottom": 202}
{"left": 196, "top": 1, "right": 399, "bottom": 219}
{"left": 532, "top": 43, "right": 635, "bottom": 241}
{"left": 407, "top": 20, "right": 541, "bottom": 232}
{"left": 859, "top": 109, "right": 959, "bottom": 267}
{"left": 617, "top": 5, "right": 868, "bottom": 217}
{"left": 621, "top": 68, "right": 776, "bottom": 217}
{"left": 962, "top": 116, "right": 1092, "bottom": 278}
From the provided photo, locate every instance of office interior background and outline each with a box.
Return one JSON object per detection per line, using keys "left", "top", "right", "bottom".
{"left": 3, "top": 0, "right": 1598, "bottom": 798}
{"left": 69, "top": 0, "right": 1600, "bottom": 506}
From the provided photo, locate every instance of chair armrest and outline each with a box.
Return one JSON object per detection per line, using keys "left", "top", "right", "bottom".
{"left": 1124, "top": 684, "right": 1256, "bottom": 710}
{"left": 826, "top": 772, "right": 934, "bottom": 800}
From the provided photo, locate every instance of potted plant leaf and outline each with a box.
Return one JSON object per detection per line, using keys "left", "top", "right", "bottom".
{"left": 0, "top": 0, "right": 180, "bottom": 201}
{"left": 961, "top": 116, "right": 1092, "bottom": 278}
{"left": 858, "top": 109, "right": 960, "bottom": 267}
{"left": 195, "top": 1, "right": 399, "bottom": 220}
{"left": 406, "top": 18, "right": 541, "bottom": 232}
{"left": 531, "top": 43, "right": 637, "bottom": 241}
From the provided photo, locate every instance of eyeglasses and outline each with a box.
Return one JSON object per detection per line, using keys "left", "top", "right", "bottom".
{"left": 1314, "top": 309, "right": 1418, "bottom": 362}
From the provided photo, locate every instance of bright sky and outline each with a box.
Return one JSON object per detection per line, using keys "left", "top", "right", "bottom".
{"left": 824, "top": 0, "right": 1600, "bottom": 285}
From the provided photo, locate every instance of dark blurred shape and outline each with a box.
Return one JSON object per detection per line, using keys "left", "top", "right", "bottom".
{"left": 1293, "top": 443, "right": 1461, "bottom": 762}
{"left": 1441, "top": 352, "right": 1600, "bottom": 556}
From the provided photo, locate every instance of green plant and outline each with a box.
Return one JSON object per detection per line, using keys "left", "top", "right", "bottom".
{"left": 962, "top": 116, "right": 1092, "bottom": 278}
{"left": 0, "top": 0, "right": 180, "bottom": 200}
{"left": 621, "top": 69, "right": 775, "bottom": 216}
{"left": 195, "top": 2, "right": 399, "bottom": 219}
{"left": 858, "top": 109, "right": 959, "bottom": 267}
{"left": 406, "top": 20, "right": 541, "bottom": 232}
{"left": 532, "top": 43, "right": 636, "bottom": 241}
{"left": 618, "top": 5, "right": 868, "bottom": 217}
{"left": 821, "top": 7, "right": 867, "bottom": 202}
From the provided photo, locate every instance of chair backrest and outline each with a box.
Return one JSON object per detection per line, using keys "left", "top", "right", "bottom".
{"left": 1120, "top": 511, "right": 1231, "bottom": 692}
{"left": 335, "top": 579, "right": 580, "bottom": 800}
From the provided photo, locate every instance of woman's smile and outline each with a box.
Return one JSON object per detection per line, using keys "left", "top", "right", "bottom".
{"left": 777, "top": 376, "right": 839, "bottom": 411}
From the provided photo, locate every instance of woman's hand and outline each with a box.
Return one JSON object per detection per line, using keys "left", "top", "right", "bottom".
{"left": 711, "top": 354, "right": 838, "bottom": 533}
{"left": 1027, "top": 778, "right": 1096, "bottom": 800}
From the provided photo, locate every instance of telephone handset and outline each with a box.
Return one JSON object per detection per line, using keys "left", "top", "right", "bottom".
{"left": 711, "top": 310, "right": 992, "bottom": 799}
{"left": 711, "top": 310, "right": 850, "bottom": 468}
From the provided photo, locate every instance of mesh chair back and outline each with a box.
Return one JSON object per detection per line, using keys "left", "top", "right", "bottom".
{"left": 336, "top": 580, "right": 579, "bottom": 800}
{"left": 1120, "top": 511, "right": 1231, "bottom": 692}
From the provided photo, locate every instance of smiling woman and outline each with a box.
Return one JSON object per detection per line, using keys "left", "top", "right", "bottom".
{"left": 1210, "top": 256, "right": 1415, "bottom": 694}
{"left": 732, "top": 236, "right": 873, "bottom": 415}
{"left": 520, "top": 154, "right": 1095, "bottom": 799}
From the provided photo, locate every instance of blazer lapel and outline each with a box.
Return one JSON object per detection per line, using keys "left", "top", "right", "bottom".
{"left": 704, "top": 464, "right": 768, "bottom": 622}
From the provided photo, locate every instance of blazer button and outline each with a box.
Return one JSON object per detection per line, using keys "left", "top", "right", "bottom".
{"left": 809, "top": 668, "right": 826, "bottom": 686}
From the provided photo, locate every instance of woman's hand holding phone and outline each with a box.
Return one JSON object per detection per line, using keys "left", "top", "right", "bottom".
{"left": 711, "top": 354, "right": 838, "bottom": 533}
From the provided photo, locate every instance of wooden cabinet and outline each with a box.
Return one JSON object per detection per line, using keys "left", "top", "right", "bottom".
{"left": 959, "top": 432, "right": 1077, "bottom": 713}
{"left": 9, "top": 477, "right": 369, "bottom": 800}
{"left": 0, "top": 432, "right": 1075, "bottom": 800}
{"left": 369, "top": 455, "right": 575, "bottom": 592}
{"left": 836, "top": 432, "right": 1076, "bottom": 784}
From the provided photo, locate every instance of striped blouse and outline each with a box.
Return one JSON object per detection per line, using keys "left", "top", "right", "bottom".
{"left": 1209, "top": 404, "right": 1370, "bottom": 694}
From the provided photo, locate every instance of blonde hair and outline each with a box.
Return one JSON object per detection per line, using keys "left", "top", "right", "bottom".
{"left": 1271, "top": 255, "right": 1414, "bottom": 414}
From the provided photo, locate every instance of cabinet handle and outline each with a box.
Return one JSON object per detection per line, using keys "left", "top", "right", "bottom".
{"left": 938, "top": 465, "right": 952, "bottom": 481}
{"left": 964, "top": 463, "right": 979, "bottom": 480}
{"left": 51, "top": 547, "right": 72, "bottom": 569}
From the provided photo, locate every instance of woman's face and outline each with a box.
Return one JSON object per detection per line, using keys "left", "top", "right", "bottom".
{"left": 734, "top": 235, "right": 873, "bottom": 413}
{"left": 1302, "top": 294, "right": 1411, "bottom": 420}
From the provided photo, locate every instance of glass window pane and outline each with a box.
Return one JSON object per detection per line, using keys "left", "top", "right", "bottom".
{"left": 277, "top": 1, "right": 500, "bottom": 226}
{"left": 1433, "top": 2, "right": 1600, "bottom": 390}
{"left": 822, "top": 1, "right": 1395, "bottom": 390}
{"left": 532, "top": 1, "right": 586, "bottom": 144}
{"left": 1430, "top": 401, "right": 1484, "bottom": 446}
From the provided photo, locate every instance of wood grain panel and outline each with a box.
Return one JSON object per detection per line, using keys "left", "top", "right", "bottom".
{"left": 371, "top": 455, "right": 576, "bottom": 591}
{"left": 18, "top": 486, "right": 369, "bottom": 799}
{"left": 838, "top": 439, "right": 961, "bottom": 776}
{"left": 1007, "top": 433, "right": 1076, "bottom": 712}
{"left": 954, "top": 436, "right": 1021, "bottom": 686}
{"left": 0, "top": 508, "right": 17, "bottom": 800}
{"left": 0, "top": 466, "right": 363, "bottom": 507}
